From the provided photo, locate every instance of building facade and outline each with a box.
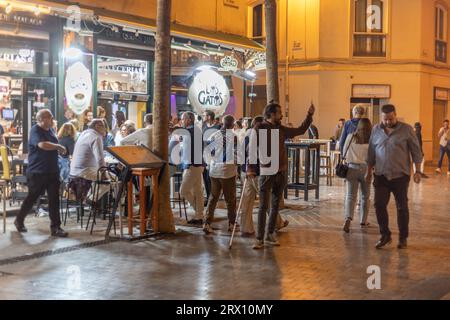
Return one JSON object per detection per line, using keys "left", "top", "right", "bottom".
{"left": 247, "top": 0, "right": 450, "bottom": 164}
{"left": 0, "top": 0, "right": 261, "bottom": 151}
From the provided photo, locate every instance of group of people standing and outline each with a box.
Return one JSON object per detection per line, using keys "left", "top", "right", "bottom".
{"left": 169, "top": 103, "right": 315, "bottom": 249}
{"left": 12, "top": 101, "right": 444, "bottom": 252}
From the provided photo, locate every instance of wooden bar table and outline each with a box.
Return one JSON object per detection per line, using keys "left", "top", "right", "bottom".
{"left": 127, "top": 168, "right": 160, "bottom": 237}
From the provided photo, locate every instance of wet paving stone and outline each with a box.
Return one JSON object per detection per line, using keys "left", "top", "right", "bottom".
{"left": 0, "top": 173, "right": 449, "bottom": 300}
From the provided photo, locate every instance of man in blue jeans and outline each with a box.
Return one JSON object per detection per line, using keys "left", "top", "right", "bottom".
{"left": 14, "top": 109, "right": 68, "bottom": 237}
{"left": 436, "top": 119, "right": 450, "bottom": 175}
{"left": 367, "top": 104, "right": 423, "bottom": 250}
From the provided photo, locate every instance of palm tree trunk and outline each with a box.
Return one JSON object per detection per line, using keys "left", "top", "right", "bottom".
{"left": 265, "top": 0, "right": 280, "bottom": 103}
{"left": 265, "top": 0, "right": 285, "bottom": 209}
{"left": 152, "top": 0, "right": 175, "bottom": 233}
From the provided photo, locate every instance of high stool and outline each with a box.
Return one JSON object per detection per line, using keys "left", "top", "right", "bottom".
{"left": 170, "top": 172, "right": 188, "bottom": 221}
{"left": 85, "top": 167, "right": 116, "bottom": 235}
{"left": 126, "top": 168, "right": 160, "bottom": 237}
{"left": 64, "top": 176, "right": 90, "bottom": 228}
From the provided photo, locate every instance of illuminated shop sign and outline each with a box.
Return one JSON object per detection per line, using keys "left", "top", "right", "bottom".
{"left": 219, "top": 55, "right": 239, "bottom": 72}
{"left": 65, "top": 61, "right": 93, "bottom": 115}
{"left": 188, "top": 68, "right": 230, "bottom": 116}
{"left": 99, "top": 65, "right": 146, "bottom": 74}
{"left": 0, "top": 13, "right": 44, "bottom": 27}
{"left": 245, "top": 51, "right": 266, "bottom": 71}
{"left": 0, "top": 49, "right": 35, "bottom": 73}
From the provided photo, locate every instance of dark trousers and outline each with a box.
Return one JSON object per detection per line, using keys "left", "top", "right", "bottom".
{"left": 438, "top": 145, "right": 450, "bottom": 171}
{"left": 203, "top": 168, "right": 211, "bottom": 201}
{"left": 204, "top": 176, "right": 236, "bottom": 225}
{"left": 374, "top": 175, "right": 410, "bottom": 240}
{"left": 257, "top": 172, "right": 287, "bottom": 241}
{"left": 16, "top": 172, "right": 61, "bottom": 231}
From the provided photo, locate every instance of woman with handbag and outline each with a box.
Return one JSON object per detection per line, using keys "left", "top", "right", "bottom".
{"left": 342, "top": 118, "right": 373, "bottom": 233}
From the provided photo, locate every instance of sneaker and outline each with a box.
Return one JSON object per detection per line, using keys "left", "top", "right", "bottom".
{"left": 360, "top": 222, "right": 370, "bottom": 228}
{"left": 203, "top": 223, "right": 213, "bottom": 234}
{"left": 38, "top": 208, "right": 49, "bottom": 218}
{"left": 375, "top": 235, "right": 392, "bottom": 249}
{"left": 421, "top": 173, "right": 429, "bottom": 179}
{"left": 252, "top": 240, "right": 264, "bottom": 250}
{"left": 265, "top": 233, "right": 280, "bottom": 246}
{"left": 436, "top": 168, "right": 442, "bottom": 174}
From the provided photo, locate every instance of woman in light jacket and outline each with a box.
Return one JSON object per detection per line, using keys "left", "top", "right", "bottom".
{"left": 343, "top": 118, "right": 372, "bottom": 233}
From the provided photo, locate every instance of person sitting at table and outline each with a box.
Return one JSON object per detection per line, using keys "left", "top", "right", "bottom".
{"left": 69, "top": 119, "right": 81, "bottom": 140}
{"left": 70, "top": 119, "right": 110, "bottom": 202}
{"left": 57, "top": 122, "right": 77, "bottom": 183}
{"left": 101, "top": 118, "right": 115, "bottom": 149}
{"left": 115, "top": 123, "right": 135, "bottom": 146}
{"left": 120, "top": 113, "right": 153, "bottom": 148}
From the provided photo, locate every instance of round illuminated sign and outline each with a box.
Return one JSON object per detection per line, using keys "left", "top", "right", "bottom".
{"left": 65, "top": 61, "right": 93, "bottom": 115}
{"left": 188, "top": 68, "right": 230, "bottom": 116}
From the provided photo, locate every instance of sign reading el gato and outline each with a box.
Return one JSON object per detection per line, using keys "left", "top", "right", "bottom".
{"left": 188, "top": 69, "right": 230, "bottom": 116}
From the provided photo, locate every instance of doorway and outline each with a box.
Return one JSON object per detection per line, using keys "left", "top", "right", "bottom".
{"left": 433, "top": 100, "right": 448, "bottom": 164}
{"left": 246, "top": 85, "right": 267, "bottom": 117}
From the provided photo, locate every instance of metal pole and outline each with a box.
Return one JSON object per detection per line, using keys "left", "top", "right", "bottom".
{"left": 229, "top": 177, "right": 248, "bottom": 250}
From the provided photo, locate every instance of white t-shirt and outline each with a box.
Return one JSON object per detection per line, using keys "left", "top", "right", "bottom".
{"left": 120, "top": 127, "right": 153, "bottom": 149}
{"left": 439, "top": 128, "right": 450, "bottom": 147}
{"left": 343, "top": 133, "right": 369, "bottom": 165}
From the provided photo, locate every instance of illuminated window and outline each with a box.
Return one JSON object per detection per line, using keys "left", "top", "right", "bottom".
{"left": 353, "top": 0, "right": 387, "bottom": 57}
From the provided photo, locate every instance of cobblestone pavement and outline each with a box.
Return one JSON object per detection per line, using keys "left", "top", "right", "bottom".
{"left": 0, "top": 173, "right": 449, "bottom": 300}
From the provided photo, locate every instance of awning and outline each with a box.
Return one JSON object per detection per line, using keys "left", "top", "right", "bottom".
{"left": 97, "top": 9, "right": 264, "bottom": 52}
{"left": 35, "top": 0, "right": 265, "bottom": 52}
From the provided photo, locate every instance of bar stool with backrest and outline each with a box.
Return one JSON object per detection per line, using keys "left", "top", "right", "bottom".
{"left": 85, "top": 166, "right": 117, "bottom": 235}
{"left": 170, "top": 169, "right": 188, "bottom": 221}
{"left": 64, "top": 176, "right": 91, "bottom": 228}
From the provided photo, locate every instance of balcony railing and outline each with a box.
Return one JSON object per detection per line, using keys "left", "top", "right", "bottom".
{"left": 353, "top": 34, "right": 386, "bottom": 57}
{"left": 436, "top": 40, "right": 447, "bottom": 63}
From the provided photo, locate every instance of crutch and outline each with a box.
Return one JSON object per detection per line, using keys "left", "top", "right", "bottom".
{"left": 229, "top": 177, "right": 248, "bottom": 250}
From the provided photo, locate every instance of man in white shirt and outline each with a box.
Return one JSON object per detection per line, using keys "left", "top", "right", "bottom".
{"left": 70, "top": 119, "right": 109, "bottom": 200}
{"left": 121, "top": 114, "right": 153, "bottom": 148}
{"left": 436, "top": 119, "right": 450, "bottom": 175}
{"left": 203, "top": 115, "right": 238, "bottom": 234}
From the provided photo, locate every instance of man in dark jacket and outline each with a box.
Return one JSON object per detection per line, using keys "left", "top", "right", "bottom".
{"left": 248, "top": 102, "right": 315, "bottom": 249}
